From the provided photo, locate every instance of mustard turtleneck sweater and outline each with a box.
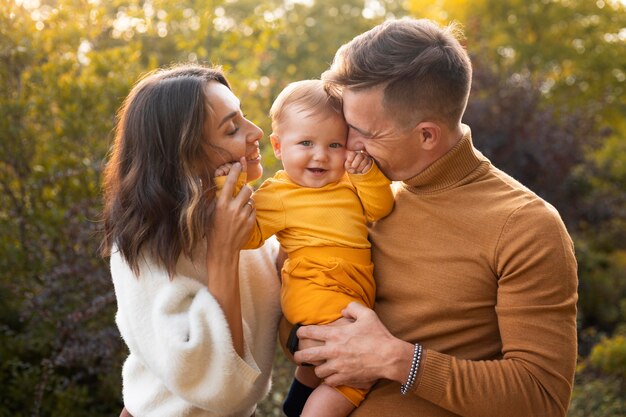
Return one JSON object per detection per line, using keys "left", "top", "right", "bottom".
{"left": 353, "top": 126, "right": 578, "bottom": 417}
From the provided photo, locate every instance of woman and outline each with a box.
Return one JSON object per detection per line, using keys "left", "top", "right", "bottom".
{"left": 101, "top": 64, "right": 281, "bottom": 417}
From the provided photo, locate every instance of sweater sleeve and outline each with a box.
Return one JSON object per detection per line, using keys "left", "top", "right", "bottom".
{"left": 412, "top": 199, "right": 578, "bottom": 417}
{"left": 348, "top": 163, "right": 394, "bottom": 223}
{"left": 112, "top": 251, "right": 266, "bottom": 414}
{"left": 243, "top": 179, "right": 286, "bottom": 249}
{"left": 213, "top": 172, "right": 247, "bottom": 198}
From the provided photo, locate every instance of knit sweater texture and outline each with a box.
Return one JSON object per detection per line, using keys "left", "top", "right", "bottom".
{"left": 111, "top": 238, "right": 281, "bottom": 417}
{"left": 353, "top": 126, "right": 578, "bottom": 417}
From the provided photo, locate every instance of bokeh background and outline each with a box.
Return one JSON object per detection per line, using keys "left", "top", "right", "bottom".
{"left": 1, "top": 0, "right": 625, "bottom": 415}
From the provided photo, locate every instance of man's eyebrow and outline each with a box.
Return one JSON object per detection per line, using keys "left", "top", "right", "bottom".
{"left": 348, "top": 124, "right": 374, "bottom": 138}
{"left": 218, "top": 111, "right": 238, "bottom": 128}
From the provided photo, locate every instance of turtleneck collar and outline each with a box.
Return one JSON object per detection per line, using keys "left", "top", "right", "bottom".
{"left": 402, "top": 125, "right": 487, "bottom": 194}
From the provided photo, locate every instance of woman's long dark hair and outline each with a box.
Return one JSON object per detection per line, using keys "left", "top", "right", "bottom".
{"left": 101, "top": 64, "right": 229, "bottom": 276}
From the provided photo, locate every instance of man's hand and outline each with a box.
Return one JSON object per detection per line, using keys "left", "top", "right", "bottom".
{"left": 294, "top": 302, "right": 414, "bottom": 389}
{"left": 278, "top": 316, "right": 325, "bottom": 365}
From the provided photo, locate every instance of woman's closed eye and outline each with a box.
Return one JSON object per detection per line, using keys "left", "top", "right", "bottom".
{"left": 226, "top": 112, "right": 247, "bottom": 136}
{"left": 226, "top": 119, "right": 241, "bottom": 135}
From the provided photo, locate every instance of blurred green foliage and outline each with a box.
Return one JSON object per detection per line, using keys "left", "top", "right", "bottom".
{"left": 591, "top": 335, "right": 626, "bottom": 379}
{"left": 1, "top": 0, "right": 624, "bottom": 415}
{"left": 569, "top": 374, "right": 626, "bottom": 417}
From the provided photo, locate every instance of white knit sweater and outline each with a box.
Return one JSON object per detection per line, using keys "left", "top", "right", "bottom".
{"left": 111, "top": 238, "right": 281, "bottom": 417}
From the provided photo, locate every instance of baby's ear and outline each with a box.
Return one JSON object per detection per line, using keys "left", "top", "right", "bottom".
{"left": 270, "top": 133, "right": 282, "bottom": 159}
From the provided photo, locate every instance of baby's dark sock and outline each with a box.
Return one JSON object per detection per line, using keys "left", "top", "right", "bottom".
{"left": 282, "top": 378, "right": 314, "bottom": 417}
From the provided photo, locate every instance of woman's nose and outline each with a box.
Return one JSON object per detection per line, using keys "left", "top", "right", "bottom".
{"left": 247, "top": 121, "right": 263, "bottom": 142}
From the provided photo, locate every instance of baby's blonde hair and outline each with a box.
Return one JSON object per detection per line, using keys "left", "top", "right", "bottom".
{"left": 270, "top": 79, "right": 342, "bottom": 133}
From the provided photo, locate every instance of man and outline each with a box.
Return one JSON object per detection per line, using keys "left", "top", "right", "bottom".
{"left": 292, "top": 17, "right": 578, "bottom": 417}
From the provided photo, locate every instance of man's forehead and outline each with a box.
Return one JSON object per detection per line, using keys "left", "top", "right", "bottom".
{"left": 342, "top": 87, "right": 385, "bottom": 133}
{"left": 343, "top": 86, "right": 384, "bottom": 113}
{"left": 343, "top": 85, "right": 384, "bottom": 101}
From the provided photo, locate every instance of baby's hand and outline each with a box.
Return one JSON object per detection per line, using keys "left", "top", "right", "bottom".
{"left": 214, "top": 162, "right": 234, "bottom": 177}
{"left": 345, "top": 150, "right": 373, "bottom": 174}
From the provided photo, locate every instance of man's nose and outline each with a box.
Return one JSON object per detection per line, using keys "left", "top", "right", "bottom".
{"left": 347, "top": 131, "right": 364, "bottom": 151}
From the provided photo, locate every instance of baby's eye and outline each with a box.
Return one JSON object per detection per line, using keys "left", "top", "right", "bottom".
{"left": 329, "top": 143, "right": 343, "bottom": 148}
{"left": 299, "top": 140, "right": 313, "bottom": 146}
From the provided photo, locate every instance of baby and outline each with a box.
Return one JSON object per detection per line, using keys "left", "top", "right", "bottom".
{"left": 215, "top": 79, "right": 393, "bottom": 416}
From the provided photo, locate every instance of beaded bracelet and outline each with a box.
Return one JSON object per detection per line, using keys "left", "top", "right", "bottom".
{"left": 400, "top": 343, "right": 422, "bottom": 395}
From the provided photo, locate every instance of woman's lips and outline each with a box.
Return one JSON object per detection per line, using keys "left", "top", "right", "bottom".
{"left": 246, "top": 151, "right": 261, "bottom": 163}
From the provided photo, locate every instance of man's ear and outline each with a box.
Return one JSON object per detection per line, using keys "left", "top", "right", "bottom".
{"left": 270, "top": 133, "right": 282, "bottom": 159}
{"left": 413, "top": 121, "right": 441, "bottom": 151}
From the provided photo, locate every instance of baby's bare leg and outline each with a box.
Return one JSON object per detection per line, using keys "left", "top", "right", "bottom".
{"left": 282, "top": 366, "right": 320, "bottom": 417}
{"left": 301, "top": 384, "right": 355, "bottom": 417}
{"left": 293, "top": 318, "right": 359, "bottom": 416}
{"left": 295, "top": 364, "right": 321, "bottom": 388}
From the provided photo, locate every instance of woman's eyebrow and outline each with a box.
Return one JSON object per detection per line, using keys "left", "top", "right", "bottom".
{"left": 218, "top": 111, "right": 238, "bottom": 128}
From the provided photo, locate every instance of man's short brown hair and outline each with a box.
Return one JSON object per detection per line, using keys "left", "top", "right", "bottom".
{"left": 322, "top": 18, "right": 472, "bottom": 130}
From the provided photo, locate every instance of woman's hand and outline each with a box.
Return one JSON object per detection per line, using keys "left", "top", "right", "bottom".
{"left": 205, "top": 157, "right": 256, "bottom": 357}
{"left": 207, "top": 157, "right": 255, "bottom": 256}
